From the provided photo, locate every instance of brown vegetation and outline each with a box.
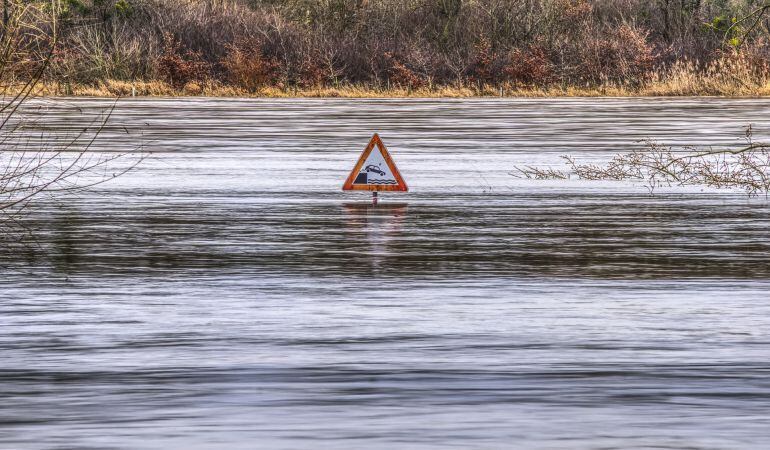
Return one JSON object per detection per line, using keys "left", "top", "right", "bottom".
{"left": 3, "top": 0, "right": 770, "bottom": 96}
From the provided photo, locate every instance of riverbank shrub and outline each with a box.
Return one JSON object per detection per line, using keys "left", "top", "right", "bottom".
{"left": 156, "top": 33, "right": 210, "bottom": 88}
{"left": 5, "top": 0, "right": 770, "bottom": 94}
{"left": 221, "top": 38, "right": 282, "bottom": 91}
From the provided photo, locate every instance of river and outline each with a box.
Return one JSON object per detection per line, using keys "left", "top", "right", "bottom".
{"left": 2, "top": 98, "right": 770, "bottom": 449}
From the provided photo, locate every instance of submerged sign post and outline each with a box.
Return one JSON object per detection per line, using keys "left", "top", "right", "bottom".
{"left": 342, "top": 133, "right": 408, "bottom": 204}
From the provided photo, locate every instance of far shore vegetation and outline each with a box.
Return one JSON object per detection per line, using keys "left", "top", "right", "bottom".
{"left": 5, "top": 0, "right": 770, "bottom": 98}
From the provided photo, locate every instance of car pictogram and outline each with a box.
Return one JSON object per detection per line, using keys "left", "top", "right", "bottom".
{"left": 365, "top": 164, "right": 386, "bottom": 176}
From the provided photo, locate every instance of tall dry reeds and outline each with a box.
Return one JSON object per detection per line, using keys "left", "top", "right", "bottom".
{"left": 646, "top": 45, "right": 770, "bottom": 96}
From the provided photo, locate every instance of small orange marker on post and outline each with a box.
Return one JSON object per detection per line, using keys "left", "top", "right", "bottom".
{"left": 342, "top": 134, "right": 408, "bottom": 205}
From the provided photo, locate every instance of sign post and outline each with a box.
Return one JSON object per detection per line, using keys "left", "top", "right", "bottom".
{"left": 342, "top": 134, "right": 408, "bottom": 205}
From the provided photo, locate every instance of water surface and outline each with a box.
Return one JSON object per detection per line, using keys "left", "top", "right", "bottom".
{"left": 2, "top": 98, "right": 770, "bottom": 449}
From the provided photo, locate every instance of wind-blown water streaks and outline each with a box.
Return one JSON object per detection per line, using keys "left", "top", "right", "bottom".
{"left": 3, "top": 98, "right": 770, "bottom": 449}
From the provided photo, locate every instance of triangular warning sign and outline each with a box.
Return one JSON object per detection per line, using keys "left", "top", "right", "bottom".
{"left": 342, "top": 134, "right": 408, "bottom": 192}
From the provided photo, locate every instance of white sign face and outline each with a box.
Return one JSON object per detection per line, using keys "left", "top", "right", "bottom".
{"left": 352, "top": 146, "right": 399, "bottom": 186}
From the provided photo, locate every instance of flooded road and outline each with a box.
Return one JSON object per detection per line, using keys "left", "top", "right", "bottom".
{"left": 3, "top": 98, "right": 770, "bottom": 449}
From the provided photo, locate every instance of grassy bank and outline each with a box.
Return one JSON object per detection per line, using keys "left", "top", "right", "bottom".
{"left": 28, "top": 63, "right": 770, "bottom": 98}
{"left": 27, "top": 81, "right": 770, "bottom": 98}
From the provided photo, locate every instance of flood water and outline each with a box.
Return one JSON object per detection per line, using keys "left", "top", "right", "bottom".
{"left": 3, "top": 98, "right": 770, "bottom": 449}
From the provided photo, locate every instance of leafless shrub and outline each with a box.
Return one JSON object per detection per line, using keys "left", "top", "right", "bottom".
{"left": 1, "top": 101, "right": 145, "bottom": 220}
{"left": 513, "top": 166, "right": 568, "bottom": 180}
{"left": 1, "top": 1, "right": 144, "bottom": 223}
{"left": 51, "top": 22, "right": 153, "bottom": 83}
{"left": 519, "top": 126, "right": 770, "bottom": 196}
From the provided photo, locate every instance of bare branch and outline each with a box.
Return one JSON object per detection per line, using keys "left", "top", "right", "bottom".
{"left": 1, "top": 1, "right": 145, "bottom": 221}
{"left": 519, "top": 128, "right": 770, "bottom": 197}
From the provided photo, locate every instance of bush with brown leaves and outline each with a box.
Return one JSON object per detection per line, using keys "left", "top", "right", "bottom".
{"left": 220, "top": 38, "right": 282, "bottom": 92}
{"left": 156, "top": 33, "right": 211, "bottom": 88}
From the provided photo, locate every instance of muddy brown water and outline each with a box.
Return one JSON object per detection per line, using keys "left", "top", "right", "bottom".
{"left": 2, "top": 98, "right": 770, "bottom": 449}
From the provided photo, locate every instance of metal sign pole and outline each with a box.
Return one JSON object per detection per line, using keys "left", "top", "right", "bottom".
{"left": 372, "top": 191, "right": 378, "bottom": 206}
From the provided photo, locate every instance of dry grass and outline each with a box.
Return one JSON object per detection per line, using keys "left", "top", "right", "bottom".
{"left": 644, "top": 58, "right": 770, "bottom": 96}
{"left": 19, "top": 74, "right": 770, "bottom": 99}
